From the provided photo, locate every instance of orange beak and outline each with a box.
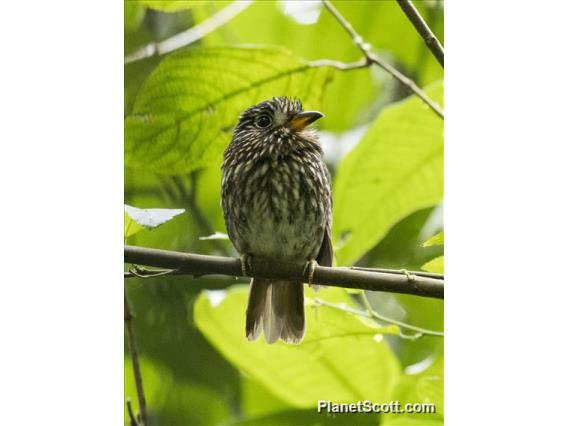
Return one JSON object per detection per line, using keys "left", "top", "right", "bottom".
{"left": 288, "top": 111, "right": 324, "bottom": 131}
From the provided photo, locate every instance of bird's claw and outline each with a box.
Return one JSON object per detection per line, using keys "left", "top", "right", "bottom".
{"left": 240, "top": 254, "right": 253, "bottom": 277}
{"left": 303, "top": 259, "right": 318, "bottom": 284}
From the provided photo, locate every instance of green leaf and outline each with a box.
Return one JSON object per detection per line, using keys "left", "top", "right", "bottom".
{"left": 241, "top": 376, "right": 290, "bottom": 417}
{"left": 193, "top": 0, "right": 443, "bottom": 131}
{"left": 382, "top": 356, "right": 444, "bottom": 425}
{"left": 124, "top": 1, "right": 146, "bottom": 32}
{"left": 125, "top": 46, "right": 334, "bottom": 174}
{"left": 124, "top": 356, "right": 230, "bottom": 425}
{"left": 225, "top": 408, "right": 379, "bottom": 426}
{"left": 194, "top": 286, "right": 401, "bottom": 408}
{"left": 124, "top": 212, "right": 146, "bottom": 239}
{"left": 138, "top": 0, "right": 200, "bottom": 12}
{"left": 423, "top": 231, "right": 444, "bottom": 247}
{"left": 333, "top": 82, "right": 444, "bottom": 265}
{"left": 422, "top": 256, "right": 444, "bottom": 274}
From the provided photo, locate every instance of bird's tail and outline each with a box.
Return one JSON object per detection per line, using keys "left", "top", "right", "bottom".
{"left": 245, "top": 278, "right": 305, "bottom": 344}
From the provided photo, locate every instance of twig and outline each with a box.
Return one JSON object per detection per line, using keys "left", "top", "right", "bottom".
{"left": 360, "top": 292, "right": 443, "bottom": 337}
{"left": 314, "top": 298, "right": 442, "bottom": 339}
{"left": 127, "top": 265, "right": 177, "bottom": 278}
{"left": 125, "top": 286, "right": 148, "bottom": 426}
{"left": 126, "top": 399, "right": 139, "bottom": 426}
{"left": 125, "top": 0, "right": 254, "bottom": 64}
{"left": 124, "top": 245, "right": 444, "bottom": 299}
{"left": 322, "top": 0, "right": 444, "bottom": 119}
{"left": 308, "top": 58, "right": 368, "bottom": 71}
{"left": 396, "top": 0, "right": 444, "bottom": 67}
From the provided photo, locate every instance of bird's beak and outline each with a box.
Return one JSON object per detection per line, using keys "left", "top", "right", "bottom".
{"left": 288, "top": 111, "right": 324, "bottom": 131}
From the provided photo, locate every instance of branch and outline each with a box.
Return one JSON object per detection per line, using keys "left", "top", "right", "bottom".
{"left": 124, "top": 245, "right": 444, "bottom": 299}
{"left": 396, "top": 0, "right": 444, "bottom": 67}
{"left": 124, "top": 287, "right": 148, "bottom": 426}
{"left": 322, "top": 0, "right": 444, "bottom": 119}
{"left": 125, "top": 0, "right": 253, "bottom": 65}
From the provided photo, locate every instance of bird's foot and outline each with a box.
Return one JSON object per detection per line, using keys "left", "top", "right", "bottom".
{"left": 303, "top": 259, "right": 319, "bottom": 284}
{"left": 240, "top": 254, "right": 253, "bottom": 277}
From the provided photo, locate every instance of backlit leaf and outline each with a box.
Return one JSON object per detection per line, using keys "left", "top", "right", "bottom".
{"left": 422, "top": 256, "right": 444, "bottom": 274}
{"left": 125, "top": 46, "right": 334, "bottom": 174}
{"left": 333, "top": 82, "right": 443, "bottom": 265}
{"left": 138, "top": 0, "right": 201, "bottom": 12}
{"left": 423, "top": 231, "right": 444, "bottom": 247}
{"left": 194, "top": 286, "right": 401, "bottom": 407}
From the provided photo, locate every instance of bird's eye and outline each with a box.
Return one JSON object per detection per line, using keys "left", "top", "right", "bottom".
{"left": 256, "top": 114, "right": 272, "bottom": 128}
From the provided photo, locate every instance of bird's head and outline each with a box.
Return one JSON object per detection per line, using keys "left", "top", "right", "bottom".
{"left": 232, "top": 97, "right": 324, "bottom": 153}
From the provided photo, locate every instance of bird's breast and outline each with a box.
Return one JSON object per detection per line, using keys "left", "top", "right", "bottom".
{"left": 224, "top": 153, "right": 328, "bottom": 261}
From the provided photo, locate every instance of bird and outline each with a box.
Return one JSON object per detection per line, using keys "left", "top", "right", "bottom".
{"left": 221, "top": 97, "right": 333, "bottom": 344}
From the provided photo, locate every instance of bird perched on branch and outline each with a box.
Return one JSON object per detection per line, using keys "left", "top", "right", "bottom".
{"left": 221, "top": 97, "right": 333, "bottom": 344}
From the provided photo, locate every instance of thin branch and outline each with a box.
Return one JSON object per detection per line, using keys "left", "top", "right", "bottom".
{"left": 125, "top": 0, "right": 254, "bottom": 64}
{"left": 124, "top": 245, "right": 444, "bottom": 299}
{"left": 126, "top": 399, "right": 139, "bottom": 426}
{"left": 396, "top": 0, "right": 444, "bottom": 67}
{"left": 322, "top": 0, "right": 444, "bottom": 119}
{"left": 127, "top": 265, "right": 176, "bottom": 279}
{"left": 124, "top": 286, "right": 148, "bottom": 426}
{"left": 308, "top": 58, "right": 369, "bottom": 71}
{"left": 314, "top": 298, "right": 442, "bottom": 339}
{"left": 360, "top": 292, "right": 443, "bottom": 337}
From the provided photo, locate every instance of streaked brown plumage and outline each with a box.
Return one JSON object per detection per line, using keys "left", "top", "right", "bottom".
{"left": 221, "top": 97, "right": 333, "bottom": 344}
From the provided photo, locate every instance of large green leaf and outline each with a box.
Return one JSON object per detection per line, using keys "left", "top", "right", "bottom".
{"left": 382, "top": 356, "right": 444, "bottom": 425}
{"left": 422, "top": 256, "right": 444, "bottom": 274}
{"left": 124, "top": 1, "right": 145, "bottom": 32}
{"left": 138, "top": 0, "right": 200, "bottom": 12}
{"left": 333, "top": 82, "right": 444, "bottom": 265}
{"left": 225, "top": 408, "right": 379, "bottom": 426}
{"left": 125, "top": 46, "right": 333, "bottom": 174}
{"left": 241, "top": 376, "right": 290, "bottom": 417}
{"left": 124, "top": 356, "right": 230, "bottom": 425}
{"left": 194, "top": 286, "right": 401, "bottom": 408}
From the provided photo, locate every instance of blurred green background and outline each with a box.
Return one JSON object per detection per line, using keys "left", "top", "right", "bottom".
{"left": 124, "top": 1, "right": 444, "bottom": 425}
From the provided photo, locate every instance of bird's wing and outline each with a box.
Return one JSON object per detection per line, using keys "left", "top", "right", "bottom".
{"left": 316, "top": 225, "right": 333, "bottom": 267}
